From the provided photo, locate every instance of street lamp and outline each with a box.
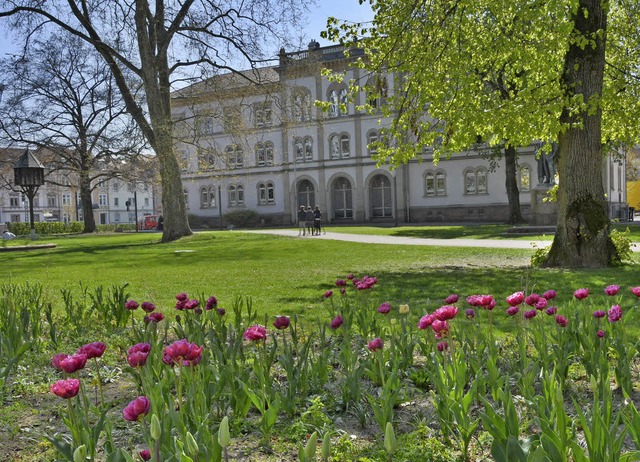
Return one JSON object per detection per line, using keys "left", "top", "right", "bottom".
{"left": 13, "top": 149, "right": 45, "bottom": 240}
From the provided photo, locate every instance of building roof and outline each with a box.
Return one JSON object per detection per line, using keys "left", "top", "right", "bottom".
{"left": 13, "top": 149, "right": 45, "bottom": 169}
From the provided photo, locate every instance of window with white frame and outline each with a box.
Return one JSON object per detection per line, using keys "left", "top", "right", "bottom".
{"left": 425, "top": 170, "right": 446, "bottom": 196}
{"left": 200, "top": 186, "right": 216, "bottom": 208}
{"left": 257, "top": 181, "right": 275, "bottom": 205}
{"left": 9, "top": 195, "right": 20, "bottom": 207}
{"left": 144, "top": 198, "right": 149, "bottom": 206}
{"left": 62, "top": 193, "right": 72, "bottom": 206}
{"left": 48, "top": 195, "right": 57, "bottom": 207}
{"left": 199, "top": 117, "right": 215, "bottom": 135}
{"left": 370, "top": 175, "right": 392, "bottom": 217}
{"left": 328, "top": 86, "right": 349, "bottom": 118}
{"left": 254, "top": 103, "right": 273, "bottom": 128}
{"left": 197, "top": 147, "right": 218, "bottom": 171}
{"left": 256, "top": 142, "right": 274, "bottom": 166}
{"left": 367, "top": 130, "right": 379, "bottom": 156}
{"left": 329, "top": 133, "right": 350, "bottom": 159}
{"left": 465, "top": 168, "right": 488, "bottom": 195}
{"left": 99, "top": 194, "right": 108, "bottom": 206}
{"left": 114, "top": 197, "right": 119, "bottom": 206}
{"left": 292, "top": 91, "right": 311, "bottom": 122}
{"left": 227, "top": 184, "right": 244, "bottom": 207}
{"left": 518, "top": 165, "right": 531, "bottom": 192}
{"left": 225, "top": 145, "right": 244, "bottom": 169}
{"left": 366, "top": 75, "right": 388, "bottom": 109}
{"left": 304, "top": 137, "right": 313, "bottom": 161}
{"left": 112, "top": 181, "right": 120, "bottom": 191}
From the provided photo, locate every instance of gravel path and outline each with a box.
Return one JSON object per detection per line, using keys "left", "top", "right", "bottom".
{"left": 244, "top": 229, "right": 553, "bottom": 250}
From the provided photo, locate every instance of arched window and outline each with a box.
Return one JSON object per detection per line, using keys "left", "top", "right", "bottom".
{"left": 330, "top": 133, "right": 350, "bottom": 159}
{"left": 200, "top": 186, "right": 216, "bottom": 208}
{"left": 425, "top": 170, "right": 446, "bottom": 196}
{"left": 366, "top": 75, "right": 388, "bottom": 109}
{"left": 256, "top": 142, "right": 274, "bottom": 167}
{"left": 225, "top": 145, "right": 244, "bottom": 169}
{"left": 328, "top": 86, "right": 349, "bottom": 118}
{"left": 332, "top": 177, "right": 353, "bottom": 219}
{"left": 227, "top": 184, "right": 244, "bottom": 207}
{"left": 297, "top": 180, "right": 315, "bottom": 209}
{"left": 292, "top": 91, "right": 311, "bottom": 122}
{"left": 464, "top": 168, "right": 488, "bottom": 195}
{"left": 257, "top": 181, "right": 275, "bottom": 205}
{"left": 304, "top": 137, "right": 313, "bottom": 161}
{"left": 294, "top": 138, "right": 304, "bottom": 161}
{"left": 370, "top": 175, "right": 392, "bottom": 217}
{"left": 518, "top": 165, "right": 531, "bottom": 192}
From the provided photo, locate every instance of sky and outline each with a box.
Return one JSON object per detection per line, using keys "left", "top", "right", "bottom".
{"left": 0, "top": 0, "right": 374, "bottom": 59}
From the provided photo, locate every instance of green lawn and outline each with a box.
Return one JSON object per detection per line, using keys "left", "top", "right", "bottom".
{"left": 3, "top": 230, "right": 639, "bottom": 325}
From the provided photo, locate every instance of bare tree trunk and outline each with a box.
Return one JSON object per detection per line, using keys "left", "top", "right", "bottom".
{"left": 544, "top": 0, "right": 617, "bottom": 267}
{"left": 80, "top": 173, "right": 96, "bottom": 233}
{"left": 504, "top": 146, "right": 526, "bottom": 225}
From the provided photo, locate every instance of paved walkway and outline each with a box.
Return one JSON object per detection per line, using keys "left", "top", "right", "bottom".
{"left": 244, "top": 229, "right": 553, "bottom": 250}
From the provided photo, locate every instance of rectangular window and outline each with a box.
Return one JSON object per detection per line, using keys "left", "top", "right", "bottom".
{"left": 10, "top": 196, "right": 20, "bottom": 207}
{"left": 144, "top": 198, "right": 149, "bottom": 206}
{"left": 465, "top": 172, "right": 476, "bottom": 194}
{"left": 62, "top": 194, "right": 71, "bottom": 206}
{"left": 435, "top": 173, "right": 446, "bottom": 196}
{"left": 114, "top": 197, "right": 119, "bottom": 206}
{"left": 341, "top": 137, "right": 350, "bottom": 158}
{"left": 99, "top": 194, "right": 108, "bottom": 206}
{"left": 48, "top": 195, "right": 57, "bottom": 207}
{"left": 255, "top": 104, "right": 273, "bottom": 128}
{"left": 425, "top": 174, "right": 435, "bottom": 196}
{"left": 477, "top": 172, "right": 487, "bottom": 194}
{"left": 11, "top": 214, "right": 21, "bottom": 222}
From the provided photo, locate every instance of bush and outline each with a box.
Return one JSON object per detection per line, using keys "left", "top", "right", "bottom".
{"left": 8, "top": 221, "right": 85, "bottom": 236}
{"left": 223, "top": 209, "right": 259, "bottom": 228}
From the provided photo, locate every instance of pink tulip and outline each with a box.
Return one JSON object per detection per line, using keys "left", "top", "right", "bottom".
{"left": 77, "top": 342, "right": 106, "bottom": 359}
{"left": 444, "top": 294, "right": 459, "bottom": 304}
{"left": 545, "top": 306, "right": 558, "bottom": 316}
{"left": 377, "top": 302, "right": 391, "bottom": 315}
{"left": 524, "top": 309, "right": 537, "bottom": 320}
{"left": 123, "top": 396, "right": 150, "bottom": 421}
{"left": 604, "top": 285, "right": 620, "bottom": 296}
{"left": 205, "top": 296, "right": 218, "bottom": 310}
{"left": 367, "top": 337, "right": 383, "bottom": 352}
{"left": 323, "top": 290, "right": 333, "bottom": 298}
{"left": 433, "top": 305, "right": 458, "bottom": 321}
{"left": 525, "top": 293, "right": 540, "bottom": 306}
{"left": 574, "top": 288, "right": 589, "bottom": 300}
{"left": 593, "top": 310, "right": 606, "bottom": 319}
{"left": 417, "top": 314, "right": 435, "bottom": 329}
{"left": 506, "top": 292, "right": 524, "bottom": 306}
{"left": 175, "top": 292, "right": 188, "bottom": 302}
{"left": 50, "top": 379, "right": 80, "bottom": 399}
{"left": 52, "top": 353, "right": 69, "bottom": 370}
{"left": 273, "top": 316, "right": 290, "bottom": 330}
{"left": 431, "top": 319, "right": 449, "bottom": 336}
{"left": 630, "top": 287, "right": 640, "bottom": 297}
{"left": 597, "top": 330, "right": 605, "bottom": 338}
{"left": 140, "top": 449, "right": 151, "bottom": 461}
{"left": 128, "top": 351, "right": 149, "bottom": 367}
{"left": 608, "top": 305, "right": 622, "bottom": 322}
{"left": 163, "top": 339, "right": 203, "bottom": 365}
{"left": 535, "top": 298, "right": 548, "bottom": 311}
{"left": 506, "top": 306, "right": 519, "bottom": 316}
{"left": 335, "top": 279, "right": 347, "bottom": 287}
{"left": 437, "top": 341, "right": 449, "bottom": 352}
{"left": 125, "top": 300, "right": 139, "bottom": 310}
{"left": 60, "top": 353, "right": 87, "bottom": 373}
{"left": 243, "top": 325, "right": 267, "bottom": 341}
{"left": 555, "top": 315, "right": 568, "bottom": 327}
{"left": 542, "top": 290, "right": 557, "bottom": 300}
{"left": 141, "top": 302, "right": 156, "bottom": 313}
{"left": 144, "top": 312, "right": 165, "bottom": 323}
{"left": 330, "top": 315, "right": 344, "bottom": 329}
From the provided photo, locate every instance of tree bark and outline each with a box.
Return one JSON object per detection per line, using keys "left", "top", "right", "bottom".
{"left": 504, "top": 146, "right": 526, "bottom": 225}
{"left": 80, "top": 172, "right": 96, "bottom": 233}
{"left": 544, "top": 0, "right": 617, "bottom": 267}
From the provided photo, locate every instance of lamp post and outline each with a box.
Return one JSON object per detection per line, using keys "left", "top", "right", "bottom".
{"left": 13, "top": 149, "right": 45, "bottom": 240}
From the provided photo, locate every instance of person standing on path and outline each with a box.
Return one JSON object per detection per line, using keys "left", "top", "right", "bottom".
{"left": 313, "top": 206, "right": 323, "bottom": 235}
{"left": 305, "top": 206, "right": 315, "bottom": 236}
{"left": 297, "top": 206, "right": 307, "bottom": 236}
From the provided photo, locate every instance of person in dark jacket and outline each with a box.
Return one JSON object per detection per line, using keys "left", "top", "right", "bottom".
{"left": 313, "top": 206, "right": 323, "bottom": 235}
{"left": 297, "top": 206, "right": 307, "bottom": 236}
{"left": 305, "top": 206, "right": 315, "bottom": 236}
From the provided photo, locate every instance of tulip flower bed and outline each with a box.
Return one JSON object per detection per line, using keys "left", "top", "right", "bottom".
{"left": 1, "top": 276, "right": 640, "bottom": 461}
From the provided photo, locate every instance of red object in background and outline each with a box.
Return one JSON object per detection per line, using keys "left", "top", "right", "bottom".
{"left": 137, "top": 215, "right": 157, "bottom": 230}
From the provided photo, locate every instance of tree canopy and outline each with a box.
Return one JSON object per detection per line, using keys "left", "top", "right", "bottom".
{"left": 325, "top": 0, "right": 640, "bottom": 267}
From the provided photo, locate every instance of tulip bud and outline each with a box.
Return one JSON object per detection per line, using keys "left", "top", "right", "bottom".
{"left": 384, "top": 422, "right": 396, "bottom": 456}
{"left": 218, "top": 416, "right": 230, "bottom": 448}
{"left": 321, "top": 432, "right": 331, "bottom": 459}
{"left": 73, "top": 445, "right": 87, "bottom": 462}
{"left": 304, "top": 432, "right": 318, "bottom": 460}
{"left": 185, "top": 431, "right": 199, "bottom": 457}
{"left": 398, "top": 304, "right": 410, "bottom": 314}
{"left": 150, "top": 413, "right": 161, "bottom": 441}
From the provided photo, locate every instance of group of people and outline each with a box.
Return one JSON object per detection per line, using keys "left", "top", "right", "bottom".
{"left": 298, "top": 205, "right": 324, "bottom": 236}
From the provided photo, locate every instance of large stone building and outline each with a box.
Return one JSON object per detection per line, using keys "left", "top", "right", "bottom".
{"left": 174, "top": 42, "right": 627, "bottom": 227}
{"left": 0, "top": 148, "right": 158, "bottom": 228}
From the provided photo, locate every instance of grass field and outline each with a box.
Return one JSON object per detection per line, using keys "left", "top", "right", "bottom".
{"left": 2, "top": 227, "right": 640, "bottom": 461}
{"left": 2, "top": 227, "right": 639, "bottom": 322}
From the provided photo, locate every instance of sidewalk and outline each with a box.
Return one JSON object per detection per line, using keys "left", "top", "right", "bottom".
{"left": 244, "top": 229, "right": 554, "bottom": 250}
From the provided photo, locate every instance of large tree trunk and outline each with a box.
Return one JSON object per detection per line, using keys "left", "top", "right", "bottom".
{"left": 504, "top": 146, "right": 526, "bottom": 225}
{"left": 79, "top": 172, "right": 96, "bottom": 233}
{"left": 544, "top": 0, "right": 617, "bottom": 267}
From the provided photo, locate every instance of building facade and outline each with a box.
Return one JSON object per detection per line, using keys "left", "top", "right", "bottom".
{"left": 174, "top": 43, "right": 627, "bottom": 227}
{"left": 0, "top": 148, "right": 158, "bottom": 227}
